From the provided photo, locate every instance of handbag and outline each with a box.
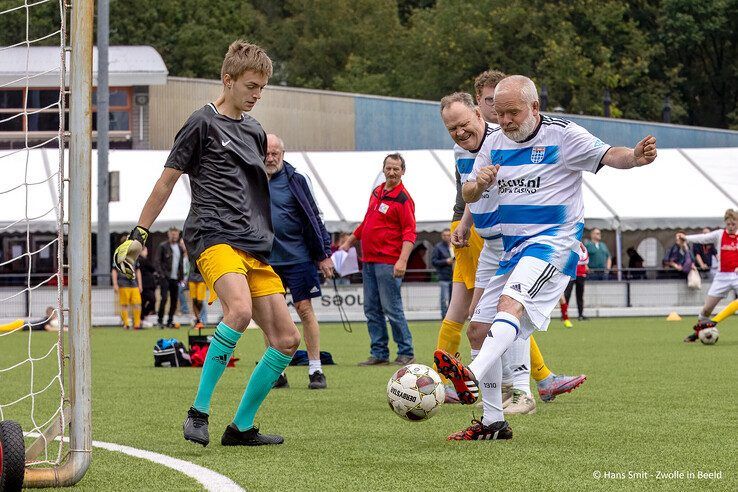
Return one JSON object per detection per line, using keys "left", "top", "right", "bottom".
{"left": 687, "top": 268, "right": 702, "bottom": 290}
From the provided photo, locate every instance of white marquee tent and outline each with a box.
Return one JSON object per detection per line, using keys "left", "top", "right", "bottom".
{"left": 1, "top": 147, "right": 736, "bottom": 236}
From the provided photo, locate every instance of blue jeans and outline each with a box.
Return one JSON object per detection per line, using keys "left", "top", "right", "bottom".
{"left": 178, "top": 282, "right": 190, "bottom": 314}
{"left": 362, "top": 262, "right": 414, "bottom": 360}
{"left": 438, "top": 280, "right": 451, "bottom": 319}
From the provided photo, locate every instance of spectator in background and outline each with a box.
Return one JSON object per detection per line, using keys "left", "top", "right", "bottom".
{"left": 156, "top": 226, "right": 185, "bottom": 328}
{"left": 627, "top": 247, "right": 645, "bottom": 280}
{"left": 406, "top": 243, "right": 430, "bottom": 282}
{"left": 265, "top": 133, "right": 334, "bottom": 389}
{"left": 341, "top": 152, "right": 416, "bottom": 366}
{"left": 432, "top": 228, "right": 454, "bottom": 319}
{"left": 662, "top": 232, "right": 694, "bottom": 279}
{"left": 563, "top": 242, "right": 589, "bottom": 321}
{"left": 111, "top": 236, "right": 142, "bottom": 330}
{"left": 188, "top": 264, "right": 208, "bottom": 328}
{"left": 178, "top": 239, "right": 191, "bottom": 316}
{"left": 138, "top": 246, "right": 158, "bottom": 326}
{"left": 693, "top": 227, "right": 717, "bottom": 276}
{"left": 585, "top": 228, "right": 611, "bottom": 280}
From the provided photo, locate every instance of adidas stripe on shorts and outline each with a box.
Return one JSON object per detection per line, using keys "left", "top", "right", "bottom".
{"left": 471, "top": 256, "right": 570, "bottom": 339}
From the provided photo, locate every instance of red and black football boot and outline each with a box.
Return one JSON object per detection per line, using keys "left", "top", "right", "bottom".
{"left": 433, "top": 350, "right": 479, "bottom": 404}
{"left": 685, "top": 320, "right": 716, "bottom": 342}
{"left": 447, "top": 419, "right": 512, "bottom": 441}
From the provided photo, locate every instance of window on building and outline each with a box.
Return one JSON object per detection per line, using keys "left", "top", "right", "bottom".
{"left": 0, "top": 87, "right": 132, "bottom": 134}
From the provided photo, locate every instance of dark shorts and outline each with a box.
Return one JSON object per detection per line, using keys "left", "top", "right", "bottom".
{"left": 273, "top": 261, "right": 322, "bottom": 303}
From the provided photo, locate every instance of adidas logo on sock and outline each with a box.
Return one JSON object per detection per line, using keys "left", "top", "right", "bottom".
{"left": 512, "top": 364, "right": 528, "bottom": 373}
{"left": 510, "top": 283, "right": 522, "bottom": 293}
{"left": 213, "top": 354, "right": 228, "bottom": 365}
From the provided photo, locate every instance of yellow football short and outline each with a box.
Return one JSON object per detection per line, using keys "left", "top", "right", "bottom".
{"left": 450, "top": 220, "right": 483, "bottom": 290}
{"left": 188, "top": 281, "right": 207, "bottom": 302}
{"left": 118, "top": 287, "right": 141, "bottom": 305}
{"left": 196, "top": 244, "right": 285, "bottom": 303}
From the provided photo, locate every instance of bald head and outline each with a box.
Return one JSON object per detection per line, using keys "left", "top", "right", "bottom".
{"left": 494, "top": 75, "right": 541, "bottom": 142}
{"left": 494, "top": 75, "right": 539, "bottom": 104}
{"left": 265, "top": 133, "right": 285, "bottom": 177}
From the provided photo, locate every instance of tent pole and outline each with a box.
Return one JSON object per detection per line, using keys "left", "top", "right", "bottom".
{"left": 615, "top": 224, "right": 623, "bottom": 282}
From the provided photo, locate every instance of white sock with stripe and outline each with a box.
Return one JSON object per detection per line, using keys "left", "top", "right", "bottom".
{"left": 501, "top": 350, "right": 513, "bottom": 386}
{"left": 480, "top": 357, "right": 504, "bottom": 425}
{"left": 470, "top": 348, "right": 480, "bottom": 362}
{"left": 468, "top": 312, "right": 519, "bottom": 381}
{"left": 509, "top": 337, "right": 532, "bottom": 396}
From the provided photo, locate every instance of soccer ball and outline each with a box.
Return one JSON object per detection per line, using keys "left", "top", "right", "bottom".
{"left": 698, "top": 327, "right": 719, "bottom": 345}
{"left": 387, "top": 364, "right": 444, "bottom": 421}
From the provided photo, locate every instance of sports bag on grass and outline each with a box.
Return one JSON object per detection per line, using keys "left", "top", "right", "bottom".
{"left": 154, "top": 338, "right": 192, "bottom": 367}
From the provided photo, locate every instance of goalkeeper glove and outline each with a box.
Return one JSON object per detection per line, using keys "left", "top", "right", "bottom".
{"left": 113, "top": 226, "right": 149, "bottom": 279}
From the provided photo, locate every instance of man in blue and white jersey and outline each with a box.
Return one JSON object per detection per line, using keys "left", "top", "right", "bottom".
{"left": 435, "top": 75, "right": 657, "bottom": 441}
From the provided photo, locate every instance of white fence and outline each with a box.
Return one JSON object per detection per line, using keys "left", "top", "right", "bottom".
{"left": 0, "top": 279, "right": 731, "bottom": 327}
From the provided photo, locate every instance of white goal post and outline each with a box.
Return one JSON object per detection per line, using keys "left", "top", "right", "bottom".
{"left": 0, "top": 0, "right": 93, "bottom": 487}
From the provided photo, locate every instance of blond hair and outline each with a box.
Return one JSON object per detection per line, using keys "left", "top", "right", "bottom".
{"left": 474, "top": 70, "right": 507, "bottom": 98}
{"left": 221, "top": 39, "right": 273, "bottom": 81}
{"left": 725, "top": 208, "right": 737, "bottom": 221}
{"left": 440, "top": 92, "right": 475, "bottom": 113}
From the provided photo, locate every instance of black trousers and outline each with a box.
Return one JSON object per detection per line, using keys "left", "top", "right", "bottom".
{"left": 564, "top": 276, "right": 586, "bottom": 316}
{"left": 158, "top": 278, "right": 179, "bottom": 324}
{"left": 141, "top": 287, "right": 157, "bottom": 317}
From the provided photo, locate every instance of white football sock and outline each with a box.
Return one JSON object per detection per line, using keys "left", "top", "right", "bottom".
{"left": 481, "top": 357, "right": 503, "bottom": 425}
{"left": 509, "top": 337, "right": 532, "bottom": 396}
{"left": 470, "top": 348, "right": 480, "bottom": 362}
{"left": 468, "top": 312, "right": 518, "bottom": 381}
{"left": 308, "top": 359, "right": 322, "bottom": 375}
{"left": 501, "top": 349, "right": 512, "bottom": 385}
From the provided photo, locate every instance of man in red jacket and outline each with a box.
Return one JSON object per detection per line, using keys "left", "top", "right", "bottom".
{"left": 341, "top": 153, "right": 417, "bottom": 366}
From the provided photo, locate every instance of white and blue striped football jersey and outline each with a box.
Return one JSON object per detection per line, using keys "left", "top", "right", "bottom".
{"left": 470, "top": 115, "right": 611, "bottom": 277}
{"left": 454, "top": 123, "right": 501, "bottom": 241}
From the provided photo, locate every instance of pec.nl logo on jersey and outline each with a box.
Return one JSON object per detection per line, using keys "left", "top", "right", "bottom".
{"left": 531, "top": 146, "right": 546, "bottom": 164}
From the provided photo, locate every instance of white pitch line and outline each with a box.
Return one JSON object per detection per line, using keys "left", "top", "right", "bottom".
{"left": 27, "top": 433, "right": 245, "bottom": 492}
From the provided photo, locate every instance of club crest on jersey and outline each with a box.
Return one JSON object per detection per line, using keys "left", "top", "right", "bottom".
{"left": 531, "top": 147, "right": 546, "bottom": 164}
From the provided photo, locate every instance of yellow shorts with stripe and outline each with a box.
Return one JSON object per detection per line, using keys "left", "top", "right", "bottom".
{"left": 196, "top": 244, "right": 285, "bottom": 304}
{"left": 188, "top": 281, "right": 207, "bottom": 302}
{"left": 450, "top": 220, "right": 483, "bottom": 290}
{"left": 118, "top": 287, "right": 141, "bottom": 305}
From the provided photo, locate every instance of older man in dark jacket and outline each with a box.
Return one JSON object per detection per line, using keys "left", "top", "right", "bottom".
{"left": 265, "top": 134, "right": 334, "bottom": 389}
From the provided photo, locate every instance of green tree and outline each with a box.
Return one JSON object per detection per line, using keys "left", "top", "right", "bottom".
{"left": 655, "top": 0, "right": 738, "bottom": 127}
{"left": 109, "top": 0, "right": 267, "bottom": 79}
{"left": 266, "top": 0, "right": 403, "bottom": 93}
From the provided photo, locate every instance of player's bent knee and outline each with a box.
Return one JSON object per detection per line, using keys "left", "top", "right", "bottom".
{"left": 273, "top": 328, "right": 301, "bottom": 355}
{"left": 467, "top": 321, "right": 488, "bottom": 345}
{"left": 227, "top": 303, "right": 253, "bottom": 330}
{"left": 498, "top": 295, "right": 524, "bottom": 318}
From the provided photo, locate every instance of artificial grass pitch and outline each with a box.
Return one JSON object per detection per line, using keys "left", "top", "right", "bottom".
{"left": 1, "top": 317, "right": 735, "bottom": 491}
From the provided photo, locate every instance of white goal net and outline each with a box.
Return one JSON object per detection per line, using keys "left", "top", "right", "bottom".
{"left": 0, "top": 0, "right": 92, "bottom": 487}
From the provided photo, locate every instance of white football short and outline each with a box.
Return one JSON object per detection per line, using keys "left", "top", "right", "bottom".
{"left": 474, "top": 237, "right": 504, "bottom": 289}
{"left": 471, "top": 255, "right": 570, "bottom": 339}
{"left": 707, "top": 271, "right": 738, "bottom": 298}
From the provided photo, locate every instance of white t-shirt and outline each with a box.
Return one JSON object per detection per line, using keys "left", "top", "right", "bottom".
{"left": 470, "top": 115, "right": 611, "bottom": 277}
{"left": 170, "top": 243, "right": 180, "bottom": 279}
{"left": 454, "top": 123, "right": 501, "bottom": 241}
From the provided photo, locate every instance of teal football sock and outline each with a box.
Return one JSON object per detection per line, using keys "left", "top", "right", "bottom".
{"left": 232, "top": 346, "right": 293, "bottom": 431}
{"left": 192, "top": 321, "right": 242, "bottom": 414}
